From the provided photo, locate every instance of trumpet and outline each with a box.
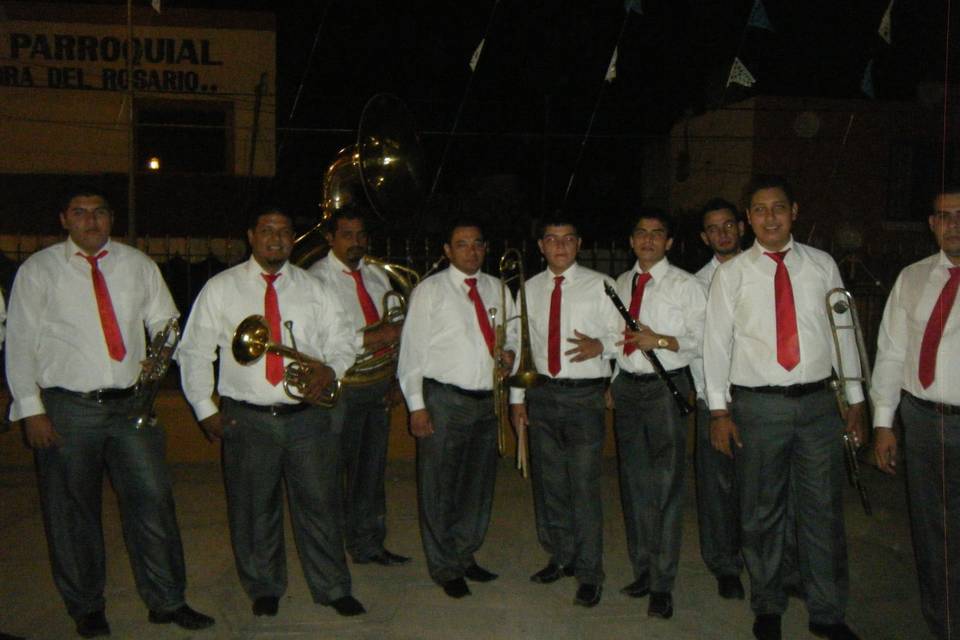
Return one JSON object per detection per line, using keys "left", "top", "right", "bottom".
{"left": 128, "top": 317, "right": 180, "bottom": 429}
{"left": 493, "top": 248, "right": 546, "bottom": 478}
{"left": 231, "top": 315, "right": 341, "bottom": 407}
{"left": 825, "top": 287, "right": 872, "bottom": 515}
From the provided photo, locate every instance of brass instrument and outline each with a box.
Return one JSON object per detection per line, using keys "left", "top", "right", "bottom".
{"left": 129, "top": 318, "right": 180, "bottom": 429}
{"left": 825, "top": 287, "right": 872, "bottom": 515}
{"left": 493, "top": 248, "right": 546, "bottom": 477}
{"left": 231, "top": 315, "right": 341, "bottom": 407}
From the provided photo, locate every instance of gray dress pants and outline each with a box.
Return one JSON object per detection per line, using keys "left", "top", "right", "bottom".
{"left": 331, "top": 378, "right": 392, "bottom": 561}
{"left": 527, "top": 382, "right": 606, "bottom": 586}
{"left": 694, "top": 397, "right": 743, "bottom": 579}
{"left": 220, "top": 399, "right": 351, "bottom": 604}
{"left": 37, "top": 388, "right": 187, "bottom": 620}
{"left": 731, "top": 386, "right": 849, "bottom": 625}
{"left": 612, "top": 372, "right": 690, "bottom": 592}
{"left": 417, "top": 380, "right": 498, "bottom": 584}
{"left": 900, "top": 393, "right": 960, "bottom": 640}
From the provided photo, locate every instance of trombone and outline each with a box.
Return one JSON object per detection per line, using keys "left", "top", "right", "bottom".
{"left": 231, "top": 315, "right": 341, "bottom": 407}
{"left": 825, "top": 287, "right": 872, "bottom": 515}
{"left": 492, "top": 248, "right": 546, "bottom": 478}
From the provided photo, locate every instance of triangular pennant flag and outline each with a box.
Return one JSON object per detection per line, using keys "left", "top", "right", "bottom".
{"left": 861, "top": 59, "right": 876, "bottom": 98}
{"left": 151, "top": 0, "right": 161, "bottom": 13}
{"left": 726, "top": 57, "right": 756, "bottom": 88}
{"left": 468, "top": 38, "right": 485, "bottom": 72}
{"left": 878, "top": 0, "right": 892, "bottom": 44}
{"left": 748, "top": 0, "right": 774, "bottom": 31}
{"left": 624, "top": 0, "right": 643, "bottom": 14}
{"left": 605, "top": 46, "right": 618, "bottom": 83}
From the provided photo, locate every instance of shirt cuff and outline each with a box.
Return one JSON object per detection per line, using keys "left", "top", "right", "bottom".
{"left": 843, "top": 382, "right": 865, "bottom": 406}
{"left": 872, "top": 406, "right": 896, "bottom": 429}
{"left": 405, "top": 393, "right": 425, "bottom": 413}
{"left": 192, "top": 398, "right": 220, "bottom": 423}
{"left": 509, "top": 388, "right": 525, "bottom": 404}
{"left": 10, "top": 395, "right": 45, "bottom": 422}
{"left": 706, "top": 391, "right": 728, "bottom": 412}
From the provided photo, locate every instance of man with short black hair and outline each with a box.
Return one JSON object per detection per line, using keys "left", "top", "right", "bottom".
{"left": 510, "top": 215, "right": 622, "bottom": 608}
{"left": 398, "top": 220, "right": 517, "bottom": 599}
{"left": 872, "top": 185, "right": 960, "bottom": 640}
{"left": 308, "top": 206, "right": 409, "bottom": 567}
{"left": 611, "top": 209, "right": 706, "bottom": 619}
{"left": 5, "top": 186, "right": 214, "bottom": 637}
{"left": 704, "top": 175, "right": 865, "bottom": 640}
{"left": 178, "top": 206, "right": 365, "bottom": 618}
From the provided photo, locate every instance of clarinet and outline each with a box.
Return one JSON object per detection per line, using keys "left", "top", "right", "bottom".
{"left": 603, "top": 283, "right": 693, "bottom": 416}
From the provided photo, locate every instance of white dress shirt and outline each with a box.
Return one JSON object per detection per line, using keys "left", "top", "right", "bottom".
{"left": 308, "top": 252, "right": 394, "bottom": 356}
{"left": 5, "top": 238, "right": 178, "bottom": 421}
{"left": 691, "top": 255, "right": 723, "bottom": 398}
{"left": 703, "top": 238, "right": 864, "bottom": 411}
{"left": 613, "top": 258, "right": 706, "bottom": 377}
{"left": 177, "top": 257, "right": 355, "bottom": 421}
{"left": 397, "top": 265, "right": 518, "bottom": 413}
{"left": 509, "top": 263, "right": 621, "bottom": 404}
{"left": 872, "top": 251, "right": 960, "bottom": 427}
{"left": 0, "top": 293, "right": 5, "bottom": 346}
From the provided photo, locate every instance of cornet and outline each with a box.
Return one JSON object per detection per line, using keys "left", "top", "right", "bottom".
{"left": 128, "top": 317, "right": 180, "bottom": 429}
{"left": 231, "top": 315, "right": 341, "bottom": 407}
{"left": 825, "top": 287, "right": 872, "bottom": 515}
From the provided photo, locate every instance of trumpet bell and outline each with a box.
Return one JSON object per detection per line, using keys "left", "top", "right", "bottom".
{"left": 232, "top": 315, "right": 270, "bottom": 364}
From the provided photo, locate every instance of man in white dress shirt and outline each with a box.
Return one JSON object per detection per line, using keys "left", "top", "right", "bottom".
{"left": 510, "top": 214, "right": 622, "bottom": 608}
{"left": 308, "top": 206, "right": 410, "bottom": 567}
{"left": 397, "top": 219, "right": 517, "bottom": 599}
{"left": 178, "top": 206, "right": 365, "bottom": 618}
{"left": 704, "top": 175, "right": 865, "bottom": 640}
{"left": 690, "top": 198, "right": 747, "bottom": 601}
{"left": 5, "top": 186, "right": 213, "bottom": 637}
{"left": 872, "top": 186, "right": 960, "bottom": 640}
{"left": 612, "top": 209, "right": 706, "bottom": 619}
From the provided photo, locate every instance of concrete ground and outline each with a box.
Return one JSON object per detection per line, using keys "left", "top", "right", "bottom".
{"left": 0, "top": 433, "right": 932, "bottom": 640}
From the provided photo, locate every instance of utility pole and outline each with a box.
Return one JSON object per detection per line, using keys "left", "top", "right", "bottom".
{"left": 126, "top": 0, "right": 137, "bottom": 241}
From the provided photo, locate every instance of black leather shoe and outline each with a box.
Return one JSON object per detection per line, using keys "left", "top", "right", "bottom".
{"left": 327, "top": 596, "right": 366, "bottom": 617}
{"left": 619, "top": 578, "right": 650, "bottom": 598}
{"left": 573, "top": 583, "right": 602, "bottom": 607}
{"left": 648, "top": 591, "right": 673, "bottom": 619}
{"left": 252, "top": 596, "right": 279, "bottom": 617}
{"left": 148, "top": 604, "right": 215, "bottom": 630}
{"left": 464, "top": 563, "right": 498, "bottom": 582}
{"left": 529, "top": 563, "right": 575, "bottom": 584}
{"left": 354, "top": 549, "right": 411, "bottom": 566}
{"left": 441, "top": 577, "right": 471, "bottom": 598}
{"left": 0, "top": 632, "right": 27, "bottom": 640}
{"left": 75, "top": 610, "right": 110, "bottom": 638}
{"left": 752, "top": 614, "right": 782, "bottom": 640}
{"left": 808, "top": 622, "right": 861, "bottom": 640}
{"left": 717, "top": 574, "right": 746, "bottom": 600}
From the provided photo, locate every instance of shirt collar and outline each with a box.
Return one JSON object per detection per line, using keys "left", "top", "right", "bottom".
{"left": 327, "top": 251, "right": 364, "bottom": 274}
{"left": 65, "top": 236, "right": 112, "bottom": 261}
{"left": 546, "top": 262, "right": 579, "bottom": 282}
{"left": 245, "top": 255, "right": 287, "bottom": 280}
{"left": 937, "top": 250, "right": 960, "bottom": 271}
{"left": 446, "top": 263, "right": 483, "bottom": 287}
{"left": 749, "top": 236, "right": 796, "bottom": 261}
{"left": 633, "top": 257, "right": 669, "bottom": 279}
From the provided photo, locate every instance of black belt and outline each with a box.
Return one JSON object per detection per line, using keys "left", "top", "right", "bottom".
{"left": 543, "top": 377, "right": 607, "bottom": 389}
{"left": 46, "top": 386, "right": 138, "bottom": 403}
{"left": 424, "top": 378, "right": 493, "bottom": 400}
{"left": 227, "top": 399, "right": 311, "bottom": 417}
{"left": 619, "top": 367, "right": 689, "bottom": 384}
{"left": 904, "top": 391, "right": 960, "bottom": 416}
{"left": 730, "top": 377, "right": 832, "bottom": 398}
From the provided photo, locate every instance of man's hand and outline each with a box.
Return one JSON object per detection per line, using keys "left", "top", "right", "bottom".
{"left": 616, "top": 324, "right": 667, "bottom": 352}
{"left": 510, "top": 403, "right": 528, "bottom": 432}
{"left": 710, "top": 413, "right": 742, "bottom": 458}
{"left": 199, "top": 413, "right": 235, "bottom": 442}
{"left": 409, "top": 409, "right": 434, "bottom": 438}
{"left": 302, "top": 364, "right": 337, "bottom": 405}
{"left": 565, "top": 330, "right": 603, "bottom": 362}
{"left": 873, "top": 427, "right": 898, "bottom": 475}
{"left": 843, "top": 401, "right": 867, "bottom": 447}
{"left": 24, "top": 414, "right": 62, "bottom": 449}
{"left": 498, "top": 350, "right": 517, "bottom": 379}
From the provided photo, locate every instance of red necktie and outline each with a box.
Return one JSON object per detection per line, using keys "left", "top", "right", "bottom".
{"left": 624, "top": 271, "right": 653, "bottom": 356}
{"left": 262, "top": 273, "right": 284, "bottom": 385}
{"left": 918, "top": 266, "right": 960, "bottom": 388}
{"left": 345, "top": 269, "right": 380, "bottom": 325}
{"left": 765, "top": 251, "right": 800, "bottom": 371}
{"left": 465, "top": 278, "right": 495, "bottom": 356}
{"left": 548, "top": 275, "right": 564, "bottom": 376}
{"left": 80, "top": 251, "right": 126, "bottom": 362}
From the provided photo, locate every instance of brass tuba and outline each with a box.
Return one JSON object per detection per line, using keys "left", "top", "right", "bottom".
{"left": 231, "top": 315, "right": 341, "bottom": 407}
{"left": 492, "top": 248, "right": 546, "bottom": 477}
